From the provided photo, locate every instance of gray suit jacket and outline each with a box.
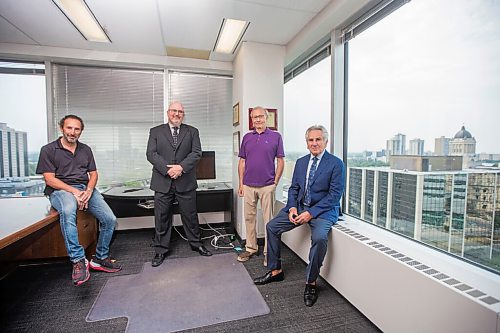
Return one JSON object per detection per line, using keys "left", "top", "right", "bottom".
{"left": 146, "top": 123, "right": 202, "bottom": 193}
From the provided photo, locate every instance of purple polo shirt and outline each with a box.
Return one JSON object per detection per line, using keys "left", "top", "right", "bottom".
{"left": 239, "top": 128, "right": 285, "bottom": 187}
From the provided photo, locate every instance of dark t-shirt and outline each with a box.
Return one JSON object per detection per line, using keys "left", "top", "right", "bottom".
{"left": 36, "top": 138, "right": 97, "bottom": 195}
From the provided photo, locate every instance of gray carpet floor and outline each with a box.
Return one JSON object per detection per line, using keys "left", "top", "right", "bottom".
{"left": 87, "top": 253, "right": 269, "bottom": 332}
{"left": 0, "top": 228, "right": 381, "bottom": 332}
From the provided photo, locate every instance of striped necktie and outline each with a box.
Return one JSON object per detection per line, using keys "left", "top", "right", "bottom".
{"left": 304, "top": 156, "right": 318, "bottom": 206}
{"left": 173, "top": 127, "right": 179, "bottom": 146}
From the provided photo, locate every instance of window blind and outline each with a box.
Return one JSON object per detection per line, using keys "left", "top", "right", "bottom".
{"left": 168, "top": 71, "right": 233, "bottom": 182}
{"left": 284, "top": 38, "right": 331, "bottom": 83}
{"left": 51, "top": 64, "right": 164, "bottom": 188}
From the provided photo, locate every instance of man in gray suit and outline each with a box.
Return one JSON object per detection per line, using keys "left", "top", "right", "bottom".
{"left": 147, "top": 101, "right": 212, "bottom": 267}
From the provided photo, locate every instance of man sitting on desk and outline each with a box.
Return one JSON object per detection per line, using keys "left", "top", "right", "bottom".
{"left": 147, "top": 101, "right": 212, "bottom": 268}
{"left": 253, "top": 125, "right": 345, "bottom": 307}
{"left": 36, "top": 115, "right": 122, "bottom": 287}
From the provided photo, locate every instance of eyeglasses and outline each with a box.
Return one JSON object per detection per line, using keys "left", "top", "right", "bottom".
{"left": 251, "top": 115, "right": 266, "bottom": 119}
{"left": 168, "top": 109, "right": 185, "bottom": 114}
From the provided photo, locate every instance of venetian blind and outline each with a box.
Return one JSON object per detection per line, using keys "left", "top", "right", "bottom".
{"left": 168, "top": 71, "right": 233, "bottom": 182}
{"left": 51, "top": 64, "right": 164, "bottom": 188}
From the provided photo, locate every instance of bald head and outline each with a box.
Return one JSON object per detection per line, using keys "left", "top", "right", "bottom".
{"left": 167, "top": 101, "right": 185, "bottom": 126}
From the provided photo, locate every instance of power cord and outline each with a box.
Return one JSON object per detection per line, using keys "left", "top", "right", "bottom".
{"left": 200, "top": 215, "right": 237, "bottom": 250}
{"left": 172, "top": 225, "right": 217, "bottom": 242}
{"left": 141, "top": 200, "right": 237, "bottom": 250}
{"left": 172, "top": 216, "right": 237, "bottom": 250}
{"left": 205, "top": 222, "right": 236, "bottom": 250}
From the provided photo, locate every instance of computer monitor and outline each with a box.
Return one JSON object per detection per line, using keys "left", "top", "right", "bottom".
{"left": 196, "top": 151, "right": 216, "bottom": 180}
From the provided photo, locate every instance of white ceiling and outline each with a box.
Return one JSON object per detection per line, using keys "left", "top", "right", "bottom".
{"left": 0, "top": 0, "right": 336, "bottom": 63}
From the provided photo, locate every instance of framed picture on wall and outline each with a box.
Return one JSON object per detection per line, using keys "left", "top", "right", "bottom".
{"left": 233, "top": 131, "right": 240, "bottom": 156}
{"left": 233, "top": 103, "right": 240, "bottom": 126}
{"left": 248, "top": 108, "right": 277, "bottom": 130}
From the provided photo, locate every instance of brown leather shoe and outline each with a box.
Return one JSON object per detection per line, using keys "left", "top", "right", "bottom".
{"left": 237, "top": 251, "right": 256, "bottom": 262}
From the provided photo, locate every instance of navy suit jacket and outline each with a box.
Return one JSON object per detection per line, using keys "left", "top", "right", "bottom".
{"left": 283, "top": 151, "right": 345, "bottom": 222}
{"left": 146, "top": 123, "right": 201, "bottom": 193}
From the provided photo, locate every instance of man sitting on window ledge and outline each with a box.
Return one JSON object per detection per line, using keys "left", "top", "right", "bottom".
{"left": 36, "top": 115, "right": 122, "bottom": 286}
{"left": 253, "top": 125, "right": 345, "bottom": 307}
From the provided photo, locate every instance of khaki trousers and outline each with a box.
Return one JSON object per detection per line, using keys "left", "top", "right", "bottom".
{"left": 243, "top": 184, "right": 276, "bottom": 255}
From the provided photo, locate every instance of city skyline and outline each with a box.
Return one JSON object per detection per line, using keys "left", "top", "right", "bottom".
{"left": 368, "top": 126, "right": 479, "bottom": 155}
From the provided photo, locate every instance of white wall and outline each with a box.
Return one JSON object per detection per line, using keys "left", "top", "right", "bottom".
{"left": 115, "top": 212, "right": 231, "bottom": 230}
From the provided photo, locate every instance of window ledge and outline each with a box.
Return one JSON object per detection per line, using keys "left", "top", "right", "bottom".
{"left": 339, "top": 215, "right": 500, "bottom": 300}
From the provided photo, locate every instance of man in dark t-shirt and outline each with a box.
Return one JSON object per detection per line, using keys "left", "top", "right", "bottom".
{"left": 36, "top": 115, "right": 121, "bottom": 286}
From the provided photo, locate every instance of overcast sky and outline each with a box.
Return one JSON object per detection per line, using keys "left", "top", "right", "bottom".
{"left": 0, "top": 74, "right": 47, "bottom": 153}
{"left": 348, "top": 0, "right": 499, "bottom": 154}
{"left": 285, "top": 0, "right": 499, "bottom": 154}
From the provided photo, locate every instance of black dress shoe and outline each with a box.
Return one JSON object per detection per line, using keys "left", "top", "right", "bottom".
{"left": 152, "top": 253, "right": 167, "bottom": 267}
{"left": 304, "top": 284, "right": 318, "bottom": 307}
{"left": 253, "top": 270, "right": 284, "bottom": 285}
{"left": 192, "top": 245, "right": 212, "bottom": 256}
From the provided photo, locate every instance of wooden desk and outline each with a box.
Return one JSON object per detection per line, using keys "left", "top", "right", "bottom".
{"left": 0, "top": 197, "right": 97, "bottom": 263}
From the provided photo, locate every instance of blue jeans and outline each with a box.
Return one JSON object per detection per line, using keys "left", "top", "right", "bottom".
{"left": 49, "top": 184, "right": 117, "bottom": 263}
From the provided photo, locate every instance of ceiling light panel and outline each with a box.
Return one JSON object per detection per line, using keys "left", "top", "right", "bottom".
{"left": 53, "top": 0, "right": 110, "bottom": 43}
{"left": 214, "top": 18, "right": 249, "bottom": 54}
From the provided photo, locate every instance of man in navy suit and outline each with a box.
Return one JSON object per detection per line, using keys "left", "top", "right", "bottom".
{"left": 147, "top": 101, "right": 212, "bottom": 267}
{"left": 253, "top": 125, "right": 345, "bottom": 307}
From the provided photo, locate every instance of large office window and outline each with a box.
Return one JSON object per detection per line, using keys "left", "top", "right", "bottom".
{"left": 0, "top": 61, "right": 46, "bottom": 197}
{"left": 346, "top": 0, "right": 500, "bottom": 273}
{"left": 283, "top": 56, "right": 331, "bottom": 198}
{"left": 168, "top": 71, "right": 233, "bottom": 182}
{"left": 52, "top": 64, "right": 164, "bottom": 188}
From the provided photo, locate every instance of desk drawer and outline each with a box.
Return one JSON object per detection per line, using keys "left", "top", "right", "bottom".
{"left": 0, "top": 211, "right": 97, "bottom": 262}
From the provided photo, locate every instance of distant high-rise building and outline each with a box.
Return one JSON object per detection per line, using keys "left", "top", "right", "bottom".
{"left": 390, "top": 155, "right": 462, "bottom": 172}
{"left": 477, "top": 153, "right": 500, "bottom": 161}
{"left": 0, "top": 122, "right": 28, "bottom": 178}
{"left": 409, "top": 138, "right": 424, "bottom": 155}
{"left": 435, "top": 136, "right": 450, "bottom": 156}
{"left": 386, "top": 133, "right": 406, "bottom": 156}
{"left": 346, "top": 167, "right": 500, "bottom": 272}
{"left": 450, "top": 126, "right": 476, "bottom": 169}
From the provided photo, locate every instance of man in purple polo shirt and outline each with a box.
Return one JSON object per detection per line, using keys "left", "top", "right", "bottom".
{"left": 237, "top": 106, "right": 285, "bottom": 265}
